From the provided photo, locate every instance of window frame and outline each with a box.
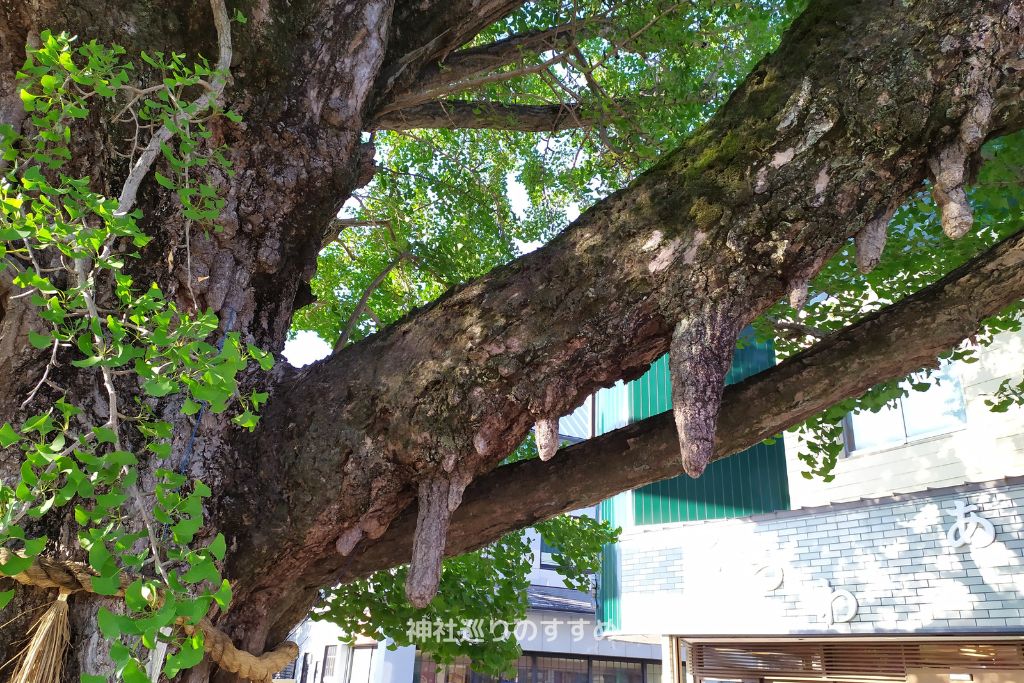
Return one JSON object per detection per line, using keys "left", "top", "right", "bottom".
{"left": 414, "top": 651, "right": 660, "bottom": 683}
{"left": 322, "top": 644, "right": 339, "bottom": 680}
{"left": 842, "top": 366, "right": 968, "bottom": 457}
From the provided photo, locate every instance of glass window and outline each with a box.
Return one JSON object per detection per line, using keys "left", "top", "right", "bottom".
{"left": 535, "top": 656, "right": 588, "bottom": 683}
{"left": 416, "top": 653, "right": 527, "bottom": 683}
{"left": 415, "top": 652, "right": 659, "bottom": 683}
{"left": 323, "top": 645, "right": 339, "bottom": 679}
{"left": 846, "top": 364, "right": 966, "bottom": 453}
{"left": 592, "top": 659, "right": 643, "bottom": 683}
{"left": 348, "top": 648, "right": 375, "bottom": 683}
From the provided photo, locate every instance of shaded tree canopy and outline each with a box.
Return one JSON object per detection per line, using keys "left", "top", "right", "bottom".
{"left": 0, "top": 0, "right": 1023, "bottom": 681}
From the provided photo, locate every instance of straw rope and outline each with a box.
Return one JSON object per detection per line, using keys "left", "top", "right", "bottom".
{"left": 1, "top": 548, "right": 298, "bottom": 682}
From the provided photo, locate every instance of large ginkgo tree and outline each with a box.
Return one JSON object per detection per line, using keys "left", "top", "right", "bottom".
{"left": 1, "top": 0, "right": 1023, "bottom": 681}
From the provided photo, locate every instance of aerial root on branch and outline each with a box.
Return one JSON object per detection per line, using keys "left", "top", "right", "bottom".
{"left": 788, "top": 278, "right": 809, "bottom": 310}
{"left": 406, "top": 473, "right": 469, "bottom": 608}
{"left": 929, "top": 91, "right": 993, "bottom": 240}
{"left": 668, "top": 313, "right": 742, "bottom": 478}
{"left": 535, "top": 416, "right": 560, "bottom": 461}
{"left": 855, "top": 203, "right": 898, "bottom": 274}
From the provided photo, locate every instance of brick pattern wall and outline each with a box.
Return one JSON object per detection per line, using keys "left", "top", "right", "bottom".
{"left": 613, "top": 481, "right": 1024, "bottom": 636}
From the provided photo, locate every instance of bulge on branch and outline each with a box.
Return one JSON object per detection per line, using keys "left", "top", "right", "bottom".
{"left": 788, "top": 278, "right": 809, "bottom": 310}
{"left": 405, "top": 473, "right": 469, "bottom": 608}
{"left": 854, "top": 204, "right": 896, "bottom": 274}
{"left": 669, "top": 314, "right": 741, "bottom": 478}
{"left": 535, "top": 417, "right": 560, "bottom": 461}
{"left": 928, "top": 91, "right": 992, "bottom": 240}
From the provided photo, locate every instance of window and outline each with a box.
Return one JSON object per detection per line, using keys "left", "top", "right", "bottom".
{"left": 300, "top": 653, "right": 313, "bottom": 683}
{"left": 348, "top": 647, "right": 375, "bottom": 683}
{"left": 323, "top": 645, "right": 339, "bottom": 679}
{"left": 416, "top": 653, "right": 525, "bottom": 683}
{"left": 591, "top": 659, "right": 643, "bottom": 683}
{"left": 414, "top": 653, "right": 659, "bottom": 683}
{"left": 845, "top": 364, "right": 967, "bottom": 453}
{"left": 535, "top": 656, "right": 589, "bottom": 683}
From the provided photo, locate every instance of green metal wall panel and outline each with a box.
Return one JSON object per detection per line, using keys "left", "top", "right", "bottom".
{"left": 629, "top": 334, "right": 790, "bottom": 525}
{"left": 596, "top": 497, "right": 621, "bottom": 631}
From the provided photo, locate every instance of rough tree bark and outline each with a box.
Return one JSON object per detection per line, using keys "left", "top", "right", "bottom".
{"left": 0, "top": 0, "right": 1022, "bottom": 681}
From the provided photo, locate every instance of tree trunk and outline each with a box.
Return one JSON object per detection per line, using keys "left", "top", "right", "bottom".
{"left": 0, "top": 0, "right": 1022, "bottom": 681}
{"left": 0, "top": 0, "right": 382, "bottom": 678}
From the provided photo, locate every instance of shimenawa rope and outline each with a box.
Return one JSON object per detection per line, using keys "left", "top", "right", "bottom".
{"left": 1, "top": 548, "right": 297, "bottom": 682}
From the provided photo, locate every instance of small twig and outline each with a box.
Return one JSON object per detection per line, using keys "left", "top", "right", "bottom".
{"left": 115, "top": 0, "right": 233, "bottom": 216}
{"left": 20, "top": 337, "right": 59, "bottom": 410}
{"left": 364, "top": 304, "right": 383, "bottom": 326}
{"left": 334, "top": 252, "right": 409, "bottom": 351}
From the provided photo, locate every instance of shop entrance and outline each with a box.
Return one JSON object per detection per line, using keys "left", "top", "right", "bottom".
{"left": 682, "top": 639, "right": 1024, "bottom": 683}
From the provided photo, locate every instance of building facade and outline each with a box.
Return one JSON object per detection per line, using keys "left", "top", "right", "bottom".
{"left": 278, "top": 328, "right": 1024, "bottom": 683}
{"left": 276, "top": 521, "right": 661, "bottom": 683}
{"left": 594, "top": 330, "right": 1024, "bottom": 683}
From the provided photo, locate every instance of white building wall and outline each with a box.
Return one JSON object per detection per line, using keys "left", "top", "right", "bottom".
{"left": 612, "top": 480, "right": 1024, "bottom": 637}
{"left": 786, "top": 329, "right": 1024, "bottom": 508}
{"left": 285, "top": 619, "right": 415, "bottom": 683}
{"left": 517, "top": 610, "right": 660, "bottom": 660}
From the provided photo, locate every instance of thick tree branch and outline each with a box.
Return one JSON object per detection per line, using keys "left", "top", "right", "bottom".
{"left": 441, "top": 20, "right": 602, "bottom": 79}
{"left": 370, "top": 100, "right": 598, "bottom": 131}
{"left": 373, "top": 0, "right": 528, "bottom": 109}
{"left": 375, "top": 19, "right": 606, "bottom": 116}
{"left": 322, "top": 226, "right": 1024, "bottom": 584}
{"left": 236, "top": 0, "right": 1024, "bottom": 644}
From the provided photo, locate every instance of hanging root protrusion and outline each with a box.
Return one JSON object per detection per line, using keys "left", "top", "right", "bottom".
{"left": 406, "top": 473, "right": 469, "bottom": 608}
{"left": 929, "top": 91, "right": 993, "bottom": 240}
{"left": 855, "top": 203, "right": 897, "bottom": 274}
{"left": 669, "top": 313, "right": 743, "bottom": 478}
{"left": 788, "top": 278, "right": 809, "bottom": 311}
{"left": 335, "top": 525, "right": 364, "bottom": 556}
{"left": 535, "top": 417, "right": 560, "bottom": 461}
{"left": 929, "top": 148, "right": 974, "bottom": 240}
